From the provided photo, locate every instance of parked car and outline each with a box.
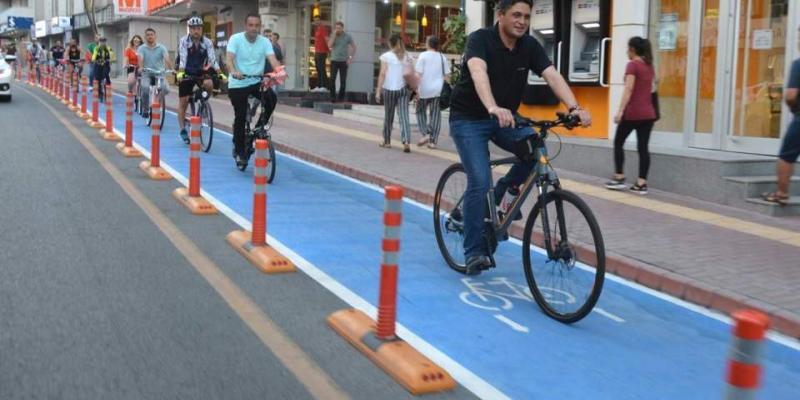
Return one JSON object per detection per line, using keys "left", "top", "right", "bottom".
{"left": 0, "top": 55, "right": 12, "bottom": 101}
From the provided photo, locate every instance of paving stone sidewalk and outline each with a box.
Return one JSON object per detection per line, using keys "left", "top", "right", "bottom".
{"left": 111, "top": 80, "right": 800, "bottom": 338}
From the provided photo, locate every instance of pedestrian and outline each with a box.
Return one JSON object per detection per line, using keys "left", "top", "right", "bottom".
{"left": 376, "top": 34, "right": 412, "bottom": 153}
{"left": 605, "top": 36, "right": 657, "bottom": 195}
{"left": 327, "top": 21, "right": 356, "bottom": 102}
{"left": 271, "top": 32, "right": 284, "bottom": 64}
{"left": 312, "top": 16, "right": 330, "bottom": 92}
{"left": 415, "top": 35, "right": 449, "bottom": 149}
{"left": 762, "top": 27, "right": 800, "bottom": 206}
{"left": 124, "top": 35, "right": 142, "bottom": 94}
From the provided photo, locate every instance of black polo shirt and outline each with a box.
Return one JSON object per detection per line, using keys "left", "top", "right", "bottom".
{"left": 450, "top": 24, "right": 552, "bottom": 121}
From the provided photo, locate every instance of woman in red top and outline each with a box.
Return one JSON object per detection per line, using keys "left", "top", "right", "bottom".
{"left": 124, "top": 35, "right": 143, "bottom": 94}
{"left": 605, "top": 36, "right": 657, "bottom": 195}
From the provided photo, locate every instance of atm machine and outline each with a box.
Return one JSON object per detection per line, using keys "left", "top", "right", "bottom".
{"left": 522, "top": 0, "right": 561, "bottom": 105}
{"left": 564, "top": 0, "right": 610, "bottom": 86}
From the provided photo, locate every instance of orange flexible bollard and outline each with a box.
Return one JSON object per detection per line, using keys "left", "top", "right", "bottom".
{"left": 173, "top": 116, "right": 217, "bottom": 215}
{"left": 100, "top": 84, "right": 120, "bottom": 141}
{"left": 327, "top": 186, "right": 455, "bottom": 395}
{"left": 78, "top": 76, "right": 90, "bottom": 119}
{"left": 724, "top": 310, "right": 769, "bottom": 400}
{"left": 117, "top": 92, "right": 142, "bottom": 157}
{"left": 89, "top": 81, "right": 103, "bottom": 128}
{"left": 138, "top": 101, "right": 172, "bottom": 180}
{"left": 69, "top": 70, "right": 79, "bottom": 111}
{"left": 226, "top": 139, "right": 295, "bottom": 273}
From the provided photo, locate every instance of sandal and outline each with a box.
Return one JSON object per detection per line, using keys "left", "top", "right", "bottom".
{"left": 762, "top": 191, "right": 789, "bottom": 206}
{"left": 427, "top": 143, "right": 437, "bottom": 149}
{"left": 417, "top": 136, "right": 430, "bottom": 147}
{"left": 379, "top": 142, "right": 391, "bottom": 149}
{"left": 403, "top": 144, "right": 411, "bottom": 153}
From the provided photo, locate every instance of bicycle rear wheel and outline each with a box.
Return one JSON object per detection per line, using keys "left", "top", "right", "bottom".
{"left": 522, "top": 189, "right": 605, "bottom": 323}
{"left": 433, "top": 163, "right": 468, "bottom": 273}
{"left": 199, "top": 101, "right": 214, "bottom": 152}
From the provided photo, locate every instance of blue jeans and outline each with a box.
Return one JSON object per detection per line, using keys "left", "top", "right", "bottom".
{"left": 449, "top": 118, "right": 537, "bottom": 259}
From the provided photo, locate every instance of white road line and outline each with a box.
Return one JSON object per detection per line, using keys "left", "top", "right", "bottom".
{"left": 494, "top": 315, "right": 530, "bottom": 333}
{"left": 103, "top": 97, "right": 800, "bottom": 353}
{"left": 593, "top": 308, "right": 625, "bottom": 323}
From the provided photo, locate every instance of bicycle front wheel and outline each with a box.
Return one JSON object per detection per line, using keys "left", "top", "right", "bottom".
{"left": 522, "top": 189, "right": 605, "bottom": 323}
{"left": 158, "top": 96, "right": 166, "bottom": 130}
{"left": 266, "top": 141, "right": 276, "bottom": 183}
{"left": 433, "top": 163, "right": 468, "bottom": 274}
{"left": 199, "top": 102, "right": 214, "bottom": 152}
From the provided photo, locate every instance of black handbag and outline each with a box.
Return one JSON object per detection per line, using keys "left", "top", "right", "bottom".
{"left": 439, "top": 54, "right": 452, "bottom": 110}
{"left": 651, "top": 91, "right": 660, "bottom": 121}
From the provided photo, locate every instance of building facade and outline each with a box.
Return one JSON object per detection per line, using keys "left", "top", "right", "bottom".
{"left": 467, "top": 0, "right": 800, "bottom": 157}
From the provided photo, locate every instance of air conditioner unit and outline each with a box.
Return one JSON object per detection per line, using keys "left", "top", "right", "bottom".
{"left": 259, "top": 0, "right": 292, "bottom": 15}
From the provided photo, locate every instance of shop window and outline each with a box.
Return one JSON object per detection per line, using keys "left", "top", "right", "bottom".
{"left": 648, "top": 0, "right": 689, "bottom": 134}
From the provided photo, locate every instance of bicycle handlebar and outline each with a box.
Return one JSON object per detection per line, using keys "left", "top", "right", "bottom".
{"left": 141, "top": 68, "right": 175, "bottom": 75}
{"left": 514, "top": 112, "right": 581, "bottom": 130}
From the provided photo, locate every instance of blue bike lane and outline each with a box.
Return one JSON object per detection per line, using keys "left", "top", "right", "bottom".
{"left": 100, "top": 95, "right": 800, "bottom": 399}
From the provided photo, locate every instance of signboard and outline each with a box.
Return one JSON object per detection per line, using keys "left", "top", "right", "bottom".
{"left": 7, "top": 16, "right": 34, "bottom": 30}
{"left": 532, "top": 0, "right": 554, "bottom": 31}
{"left": 115, "top": 0, "right": 148, "bottom": 16}
{"left": 573, "top": 0, "right": 600, "bottom": 25}
{"left": 34, "top": 20, "right": 47, "bottom": 38}
{"left": 752, "top": 29, "right": 772, "bottom": 50}
{"left": 215, "top": 23, "right": 232, "bottom": 48}
{"left": 658, "top": 13, "right": 678, "bottom": 50}
{"left": 49, "top": 17, "right": 71, "bottom": 35}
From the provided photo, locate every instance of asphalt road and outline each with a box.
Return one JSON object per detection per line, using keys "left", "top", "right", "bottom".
{"left": 0, "top": 85, "right": 475, "bottom": 400}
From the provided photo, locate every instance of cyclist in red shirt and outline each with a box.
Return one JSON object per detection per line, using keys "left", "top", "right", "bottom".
{"left": 124, "top": 35, "right": 143, "bottom": 95}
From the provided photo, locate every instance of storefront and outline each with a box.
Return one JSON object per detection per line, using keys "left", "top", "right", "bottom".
{"left": 647, "top": 0, "right": 798, "bottom": 155}
{"left": 468, "top": 0, "right": 800, "bottom": 156}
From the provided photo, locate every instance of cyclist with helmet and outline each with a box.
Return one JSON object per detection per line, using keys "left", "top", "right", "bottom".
{"left": 176, "top": 16, "right": 225, "bottom": 144}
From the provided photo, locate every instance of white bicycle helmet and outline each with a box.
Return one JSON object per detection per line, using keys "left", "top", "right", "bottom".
{"left": 187, "top": 16, "right": 203, "bottom": 27}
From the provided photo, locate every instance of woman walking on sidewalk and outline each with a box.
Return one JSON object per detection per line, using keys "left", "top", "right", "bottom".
{"left": 415, "top": 36, "right": 449, "bottom": 150}
{"left": 376, "top": 34, "right": 413, "bottom": 153}
{"left": 605, "top": 36, "right": 657, "bottom": 195}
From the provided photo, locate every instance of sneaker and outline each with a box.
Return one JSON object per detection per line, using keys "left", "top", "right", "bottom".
{"left": 235, "top": 153, "right": 247, "bottom": 171}
{"left": 179, "top": 129, "right": 190, "bottom": 144}
{"left": 465, "top": 255, "right": 492, "bottom": 276}
{"left": 403, "top": 144, "right": 411, "bottom": 153}
{"left": 417, "top": 135, "right": 430, "bottom": 147}
{"left": 629, "top": 183, "right": 648, "bottom": 195}
{"left": 604, "top": 177, "right": 626, "bottom": 190}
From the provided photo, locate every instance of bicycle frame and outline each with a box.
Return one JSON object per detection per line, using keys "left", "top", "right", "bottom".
{"left": 484, "top": 127, "right": 565, "bottom": 259}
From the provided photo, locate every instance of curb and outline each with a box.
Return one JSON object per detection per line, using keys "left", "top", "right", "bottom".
{"left": 113, "top": 87, "right": 800, "bottom": 340}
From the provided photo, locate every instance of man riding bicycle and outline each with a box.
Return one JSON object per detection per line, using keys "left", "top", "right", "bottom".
{"left": 450, "top": 0, "right": 592, "bottom": 275}
{"left": 176, "top": 16, "right": 225, "bottom": 144}
{"left": 137, "top": 27, "right": 173, "bottom": 118}
{"left": 225, "top": 13, "right": 282, "bottom": 170}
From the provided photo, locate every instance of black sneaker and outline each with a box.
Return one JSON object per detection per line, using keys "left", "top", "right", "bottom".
{"left": 629, "top": 183, "right": 648, "bottom": 195}
{"left": 604, "top": 177, "right": 626, "bottom": 190}
{"left": 235, "top": 154, "right": 247, "bottom": 171}
{"left": 465, "top": 255, "right": 492, "bottom": 276}
{"left": 179, "top": 129, "right": 190, "bottom": 144}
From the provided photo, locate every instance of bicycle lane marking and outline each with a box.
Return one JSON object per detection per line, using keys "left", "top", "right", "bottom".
{"left": 101, "top": 94, "right": 800, "bottom": 399}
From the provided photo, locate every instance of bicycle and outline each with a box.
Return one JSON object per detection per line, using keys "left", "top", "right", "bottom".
{"left": 236, "top": 70, "right": 285, "bottom": 179}
{"left": 181, "top": 74, "right": 215, "bottom": 152}
{"left": 433, "top": 112, "right": 605, "bottom": 323}
{"left": 139, "top": 68, "right": 173, "bottom": 130}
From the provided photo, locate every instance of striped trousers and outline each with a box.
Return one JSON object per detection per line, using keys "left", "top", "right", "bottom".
{"left": 416, "top": 97, "right": 442, "bottom": 144}
{"left": 382, "top": 87, "right": 411, "bottom": 145}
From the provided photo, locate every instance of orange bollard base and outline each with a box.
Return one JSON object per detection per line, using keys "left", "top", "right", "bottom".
{"left": 225, "top": 230, "right": 296, "bottom": 274}
{"left": 115, "top": 143, "right": 142, "bottom": 157}
{"left": 61, "top": 98, "right": 70, "bottom": 105}
{"left": 99, "top": 128, "right": 122, "bottom": 141}
{"left": 89, "top": 120, "right": 104, "bottom": 129}
{"left": 138, "top": 161, "right": 172, "bottom": 181}
{"left": 78, "top": 111, "right": 91, "bottom": 120}
{"left": 68, "top": 103, "right": 79, "bottom": 111}
{"left": 172, "top": 188, "right": 218, "bottom": 215}
{"left": 327, "top": 309, "right": 456, "bottom": 395}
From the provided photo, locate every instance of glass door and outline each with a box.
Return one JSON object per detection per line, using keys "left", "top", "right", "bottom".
{"left": 725, "top": 0, "right": 790, "bottom": 154}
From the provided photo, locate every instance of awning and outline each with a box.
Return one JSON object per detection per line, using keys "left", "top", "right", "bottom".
{"left": 0, "top": 28, "right": 29, "bottom": 39}
{"left": 148, "top": 0, "right": 218, "bottom": 19}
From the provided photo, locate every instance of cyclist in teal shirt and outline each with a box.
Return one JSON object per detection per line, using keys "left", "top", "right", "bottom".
{"left": 226, "top": 13, "right": 282, "bottom": 169}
